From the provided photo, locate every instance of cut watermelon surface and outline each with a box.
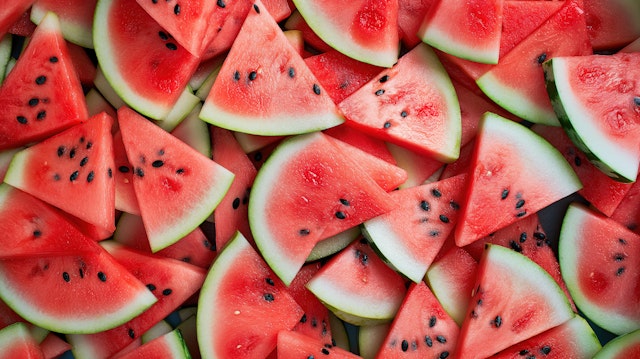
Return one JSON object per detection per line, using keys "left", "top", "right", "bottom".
{"left": 0, "top": 322, "right": 45, "bottom": 359}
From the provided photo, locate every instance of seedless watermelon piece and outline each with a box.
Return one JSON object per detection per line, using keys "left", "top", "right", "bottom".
{"left": 200, "top": 1, "right": 343, "bottom": 136}
{"left": 0, "top": 246, "right": 157, "bottom": 334}
{"left": 476, "top": 0, "right": 592, "bottom": 126}
{"left": 249, "top": 132, "right": 395, "bottom": 285}
{"left": 197, "top": 232, "right": 304, "bottom": 359}
{"left": 339, "top": 43, "right": 461, "bottom": 163}
{"left": 455, "top": 244, "right": 575, "bottom": 359}
{"left": 543, "top": 52, "right": 640, "bottom": 183}
{"left": 611, "top": 175, "right": 640, "bottom": 233}
{"left": 31, "top": 0, "right": 96, "bottom": 48}
{"left": 454, "top": 112, "right": 581, "bottom": 247}
{"left": 93, "top": 0, "right": 200, "bottom": 120}
{"left": 112, "top": 328, "right": 190, "bottom": 359}
{"left": 118, "top": 107, "right": 234, "bottom": 252}
{"left": 5, "top": 112, "right": 116, "bottom": 235}
{"left": 292, "top": 0, "right": 399, "bottom": 68}
{"left": 584, "top": 0, "right": 640, "bottom": 51}
{"left": 397, "top": 0, "right": 436, "bottom": 48}
{"left": 559, "top": 203, "right": 640, "bottom": 335}
{"left": 0, "top": 323, "right": 44, "bottom": 359}
{"left": 276, "top": 330, "right": 360, "bottom": 359}
{"left": 593, "top": 328, "right": 640, "bottom": 359}
{"left": 0, "top": 12, "right": 88, "bottom": 150}
{"left": 385, "top": 142, "right": 444, "bottom": 189}
{"left": 418, "top": 0, "right": 504, "bottom": 64}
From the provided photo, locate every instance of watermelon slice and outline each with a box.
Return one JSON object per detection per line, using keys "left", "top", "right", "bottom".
{"left": 276, "top": 330, "right": 360, "bottom": 358}
{"left": 543, "top": 52, "right": 640, "bottom": 183}
{"left": 7, "top": 9, "right": 36, "bottom": 37}
{"left": 113, "top": 130, "right": 140, "bottom": 215}
{"left": 249, "top": 132, "right": 395, "bottom": 285}
{"left": 0, "top": 245, "right": 157, "bottom": 334}
{"left": 291, "top": 0, "right": 399, "bottom": 68}
{"left": 593, "top": 328, "right": 640, "bottom": 359}
{"left": 559, "top": 203, "right": 640, "bottom": 335}
{"left": 476, "top": 0, "right": 592, "bottom": 126}
{"left": 358, "top": 323, "right": 390, "bottom": 359}
{"left": 584, "top": 0, "right": 640, "bottom": 51}
{"left": 611, "top": 175, "right": 640, "bottom": 233}
{"left": 112, "top": 328, "right": 190, "bottom": 359}
{"left": 0, "top": 322, "right": 45, "bottom": 359}
{"left": 418, "top": 0, "right": 504, "bottom": 64}
{"left": 397, "top": 0, "right": 436, "bottom": 48}
{"left": 93, "top": 0, "right": 200, "bottom": 120}
{"left": 0, "top": 12, "right": 88, "bottom": 150}
{"left": 30, "top": 0, "right": 97, "bottom": 48}
{"left": 197, "top": 232, "right": 304, "bottom": 359}
{"left": 200, "top": 1, "right": 343, "bottom": 136}
{"left": 4, "top": 112, "right": 116, "bottom": 235}
{"left": 117, "top": 106, "right": 234, "bottom": 252}
{"left": 454, "top": 112, "right": 582, "bottom": 247}
{"left": 454, "top": 244, "right": 575, "bottom": 359}
{"left": 339, "top": 43, "right": 461, "bottom": 162}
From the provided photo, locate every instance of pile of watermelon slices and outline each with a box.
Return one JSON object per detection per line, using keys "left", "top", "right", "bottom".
{"left": 0, "top": 0, "right": 639, "bottom": 357}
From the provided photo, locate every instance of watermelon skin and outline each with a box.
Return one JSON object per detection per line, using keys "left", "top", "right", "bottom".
{"left": 93, "top": 0, "right": 200, "bottom": 120}
{"left": 4, "top": 112, "right": 116, "bottom": 235}
{"left": 197, "top": 232, "right": 304, "bottom": 359}
{"left": 0, "top": 322, "right": 45, "bottom": 359}
{"left": 593, "top": 328, "right": 640, "bottom": 359}
{"left": 0, "top": 12, "right": 88, "bottom": 151}
{"left": 559, "top": 203, "right": 640, "bottom": 335}
{"left": 118, "top": 106, "right": 234, "bottom": 253}
{"left": 339, "top": 43, "right": 461, "bottom": 163}
{"left": 200, "top": 2, "right": 344, "bottom": 136}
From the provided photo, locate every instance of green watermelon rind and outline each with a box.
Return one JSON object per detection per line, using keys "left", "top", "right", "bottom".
{"left": 150, "top": 328, "right": 192, "bottom": 359}
{"left": 592, "top": 327, "right": 640, "bottom": 359}
{"left": 358, "top": 322, "right": 390, "bottom": 359}
{"left": 30, "top": 4, "right": 94, "bottom": 48}
{"left": 0, "top": 34, "right": 12, "bottom": 85}
{"left": 0, "top": 322, "right": 40, "bottom": 355}
{"left": 543, "top": 57, "right": 638, "bottom": 183}
{"left": 418, "top": 19, "right": 499, "bottom": 65}
{"left": 306, "top": 226, "right": 360, "bottom": 263}
{"left": 558, "top": 203, "right": 640, "bottom": 335}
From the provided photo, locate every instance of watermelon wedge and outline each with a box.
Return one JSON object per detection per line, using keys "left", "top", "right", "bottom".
{"left": 291, "top": 0, "right": 400, "bottom": 67}
{"left": 30, "top": 0, "right": 97, "bottom": 48}
{"left": 0, "top": 12, "right": 88, "bottom": 150}
{"left": 200, "top": 1, "right": 343, "bottom": 136}
{"left": 0, "top": 322, "right": 45, "bottom": 359}
{"left": 112, "top": 328, "right": 190, "bottom": 359}
{"left": 276, "top": 330, "right": 360, "bottom": 358}
{"left": 0, "top": 0, "right": 33, "bottom": 39}
{"left": 593, "top": 328, "right": 640, "bottom": 359}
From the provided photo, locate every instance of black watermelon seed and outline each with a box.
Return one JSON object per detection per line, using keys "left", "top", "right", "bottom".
{"left": 439, "top": 214, "right": 450, "bottom": 223}
{"left": 516, "top": 210, "right": 527, "bottom": 218}
{"left": 420, "top": 200, "right": 430, "bottom": 211}
{"left": 321, "top": 348, "right": 329, "bottom": 355}
{"left": 634, "top": 97, "right": 640, "bottom": 106}
{"left": 35, "top": 75, "right": 47, "bottom": 85}
{"left": 97, "top": 271, "right": 107, "bottom": 282}
{"left": 146, "top": 283, "right": 156, "bottom": 291}
{"left": 217, "top": 0, "right": 225, "bottom": 7}
{"left": 307, "top": 356, "right": 314, "bottom": 359}
{"left": 429, "top": 315, "right": 437, "bottom": 327}
{"left": 299, "top": 229, "right": 310, "bottom": 236}
{"left": 401, "top": 340, "right": 409, "bottom": 352}
{"left": 53, "top": 173, "right": 60, "bottom": 181}
{"left": 152, "top": 160, "right": 164, "bottom": 168}
{"left": 313, "top": 83, "right": 321, "bottom": 95}
{"left": 128, "top": 328, "right": 135, "bottom": 339}
{"left": 16, "top": 116, "right": 27, "bottom": 124}
{"left": 173, "top": 4, "right": 180, "bottom": 14}
{"left": 432, "top": 188, "right": 442, "bottom": 197}
{"left": 80, "top": 157, "right": 89, "bottom": 167}
{"left": 429, "top": 230, "right": 440, "bottom": 237}
{"left": 28, "top": 98, "right": 39, "bottom": 107}
{"left": 152, "top": 0, "right": 158, "bottom": 3}
{"left": 520, "top": 232, "right": 527, "bottom": 243}
{"left": 515, "top": 199, "right": 525, "bottom": 209}
{"left": 540, "top": 346, "right": 551, "bottom": 355}
{"left": 360, "top": 253, "right": 369, "bottom": 266}
{"left": 288, "top": 67, "right": 295, "bottom": 78}
{"left": 435, "top": 335, "right": 446, "bottom": 344}
{"left": 33, "top": 229, "right": 42, "bottom": 238}
{"left": 263, "top": 293, "right": 274, "bottom": 302}
{"left": 163, "top": 288, "right": 173, "bottom": 296}
{"left": 69, "top": 148, "right": 76, "bottom": 159}
{"left": 253, "top": 3, "right": 260, "bottom": 13}
{"left": 49, "top": 56, "right": 58, "bottom": 63}
{"left": 248, "top": 71, "right": 257, "bottom": 81}
{"left": 619, "top": 238, "right": 628, "bottom": 245}
{"left": 176, "top": 168, "right": 185, "bottom": 174}
{"left": 57, "top": 146, "right": 65, "bottom": 157}
{"left": 400, "top": 110, "right": 408, "bottom": 117}
{"left": 425, "top": 335, "right": 433, "bottom": 347}
{"left": 335, "top": 211, "right": 346, "bottom": 220}
{"left": 383, "top": 121, "right": 391, "bottom": 128}
{"left": 574, "top": 156, "right": 582, "bottom": 166}
{"left": 520, "top": 349, "right": 529, "bottom": 355}
{"left": 158, "top": 31, "right": 168, "bottom": 40}
{"left": 108, "top": 168, "right": 113, "bottom": 178}
{"left": 118, "top": 165, "right": 130, "bottom": 173}
{"left": 300, "top": 314, "right": 307, "bottom": 323}
{"left": 135, "top": 168, "right": 145, "bottom": 177}
{"left": 339, "top": 198, "right": 350, "bottom": 206}
{"left": 87, "top": 171, "right": 95, "bottom": 183}
{"left": 379, "top": 75, "right": 389, "bottom": 83}
{"left": 440, "top": 352, "right": 450, "bottom": 359}
{"left": 232, "top": 197, "right": 241, "bottom": 209}
{"left": 536, "top": 52, "right": 547, "bottom": 64}
{"left": 62, "top": 272, "right": 70, "bottom": 282}
{"left": 493, "top": 315, "right": 502, "bottom": 328}
{"left": 450, "top": 201, "right": 460, "bottom": 210}
{"left": 86, "top": 142, "right": 93, "bottom": 150}
{"left": 233, "top": 70, "right": 241, "bottom": 81}
{"left": 79, "top": 268, "right": 84, "bottom": 278}
{"left": 614, "top": 253, "right": 626, "bottom": 261}
{"left": 509, "top": 240, "right": 523, "bottom": 252}
{"left": 375, "top": 89, "right": 385, "bottom": 96}
{"left": 265, "top": 278, "right": 275, "bottom": 286}
{"left": 79, "top": 137, "right": 85, "bottom": 143}
{"left": 501, "top": 188, "right": 509, "bottom": 200}
{"left": 616, "top": 267, "right": 626, "bottom": 276}
{"left": 158, "top": 148, "right": 165, "bottom": 156}
{"left": 533, "top": 232, "right": 546, "bottom": 240}
{"left": 70, "top": 171, "right": 79, "bottom": 181}
{"left": 166, "top": 42, "right": 178, "bottom": 51}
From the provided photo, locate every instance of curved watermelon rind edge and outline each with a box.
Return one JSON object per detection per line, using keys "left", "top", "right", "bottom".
{"left": 30, "top": 6, "right": 94, "bottom": 49}
{"left": 593, "top": 327, "right": 640, "bottom": 358}
{"left": 558, "top": 203, "right": 640, "bottom": 336}
{"left": 418, "top": 24, "right": 499, "bottom": 65}
{"left": 543, "top": 57, "right": 638, "bottom": 183}
{"left": 306, "top": 226, "right": 360, "bottom": 263}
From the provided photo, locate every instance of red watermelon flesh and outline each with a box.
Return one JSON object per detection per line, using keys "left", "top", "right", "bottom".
{"left": 7, "top": 9, "right": 36, "bottom": 37}
{"left": 584, "top": 0, "right": 640, "bottom": 50}
{"left": 0, "top": 185, "right": 100, "bottom": 259}
{"left": 375, "top": 282, "right": 459, "bottom": 359}
{"left": 66, "top": 41, "right": 96, "bottom": 87}
{"left": 276, "top": 330, "right": 360, "bottom": 358}
{"left": 30, "top": 0, "right": 97, "bottom": 48}
{"left": 397, "top": 0, "right": 436, "bottom": 48}
{"left": 0, "top": 323, "right": 45, "bottom": 359}
{"left": 0, "top": 0, "right": 33, "bottom": 38}
{"left": 68, "top": 241, "right": 206, "bottom": 359}
{"left": 288, "top": 262, "right": 333, "bottom": 345}
{"left": 211, "top": 126, "right": 257, "bottom": 250}
{"left": 39, "top": 332, "right": 72, "bottom": 359}
{"left": 324, "top": 125, "right": 396, "bottom": 165}
{"left": 4, "top": 112, "right": 116, "bottom": 235}
{"left": 532, "top": 124, "right": 632, "bottom": 217}
{"left": 439, "top": 139, "right": 474, "bottom": 180}
{"left": 112, "top": 328, "right": 189, "bottom": 359}
{"left": 611, "top": 173, "right": 640, "bottom": 233}
{"left": 0, "top": 12, "right": 88, "bottom": 150}
{"left": 304, "top": 49, "right": 383, "bottom": 104}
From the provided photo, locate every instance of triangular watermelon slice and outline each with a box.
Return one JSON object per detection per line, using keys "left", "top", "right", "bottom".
{"left": 454, "top": 244, "right": 575, "bottom": 358}
{"left": 200, "top": 1, "right": 344, "bottom": 136}
{"left": 4, "top": 112, "right": 116, "bottom": 235}
{"left": 249, "top": 132, "right": 396, "bottom": 285}
{"left": 0, "top": 0, "right": 33, "bottom": 39}
{"left": 276, "top": 330, "right": 360, "bottom": 358}
{"left": 117, "top": 106, "right": 234, "bottom": 252}
{"left": 30, "top": 0, "right": 97, "bottom": 48}
{"left": 454, "top": 112, "right": 581, "bottom": 247}
{"left": 0, "top": 322, "right": 45, "bottom": 359}
{"left": 112, "top": 328, "right": 190, "bottom": 359}
{"left": 0, "top": 11, "right": 88, "bottom": 150}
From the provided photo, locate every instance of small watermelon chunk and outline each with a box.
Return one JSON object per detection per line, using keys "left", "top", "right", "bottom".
{"left": 200, "top": 1, "right": 343, "bottom": 136}
{"left": 611, "top": 175, "right": 640, "bottom": 233}
{"left": 0, "top": 322, "right": 45, "bottom": 359}
{"left": 455, "top": 244, "right": 575, "bottom": 359}
{"left": 0, "top": 12, "right": 88, "bottom": 150}
{"left": 0, "top": 0, "right": 33, "bottom": 38}
{"left": 30, "top": 0, "right": 97, "bottom": 48}
{"left": 593, "top": 328, "right": 640, "bottom": 359}
{"left": 197, "top": 232, "right": 304, "bottom": 359}
{"left": 5, "top": 112, "right": 116, "bottom": 235}
{"left": 249, "top": 132, "right": 396, "bottom": 285}
{"left": 559, "top": 203, "right": 640, "bottom": 335}
{"left": 454, "top": 112, "right": 581, "bottom": 247}
{"left": 276, "top": 330, "right": 360, "bottom": 358}
{"left": 112, "top": 328, "right": 190, "bottom": 359}
{"left": 584, "top": 0, "right": 640, "bottom": 51}
{"left": 118, "top": 106, "right": 234, "bottom": 252}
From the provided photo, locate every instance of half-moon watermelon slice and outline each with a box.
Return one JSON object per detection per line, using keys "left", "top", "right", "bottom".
{"left": 291, "top": 0, "right": 399, "bottom": 68}
{"left": 200, "top": 1, "right": 343, "bottom": 136}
